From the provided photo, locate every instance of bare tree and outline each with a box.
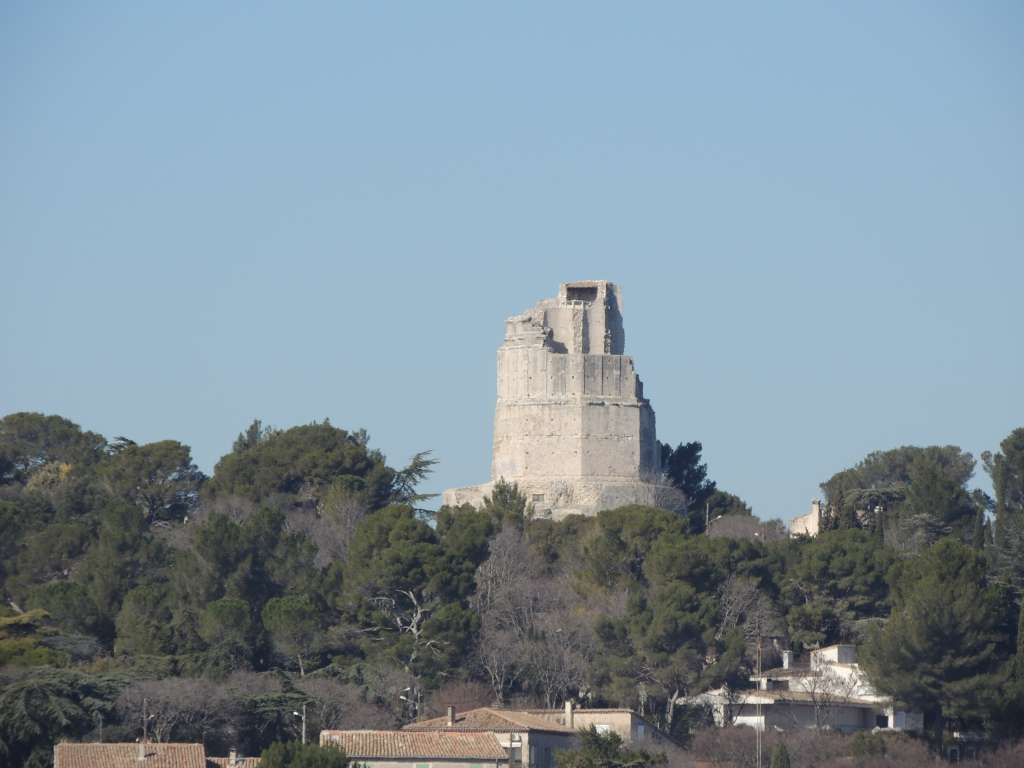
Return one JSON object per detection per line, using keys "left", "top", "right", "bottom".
{"left": 295, "top": 677, "right": 393, "bottom": 732}
{"left": 716, "top": 575, "right": 784, "bottom": 644}
{"left": 286, "top": 484, "right": 369, "bottom": 568}
{"left": 116, "top": 678, "right": 229, "bottom": 743}
{"left": 477, "top": 615, "right": 527, "bottom": 703}
{"left": 370, "top": 588, "right": 444, "bottom": 669}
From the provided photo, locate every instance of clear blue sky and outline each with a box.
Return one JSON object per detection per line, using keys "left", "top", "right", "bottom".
{"left": 3, "top": 2, "right": 1021, "bottom": 521}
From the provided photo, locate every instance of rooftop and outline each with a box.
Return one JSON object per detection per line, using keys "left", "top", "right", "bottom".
{"left": 54, "top": 743, "right": 208, "bottom": 768}
{"left": 321, "top": 730, "right": 509, "bottom": 760}
{"left": 404, "top": 707, "right": 575, "bottom": 735}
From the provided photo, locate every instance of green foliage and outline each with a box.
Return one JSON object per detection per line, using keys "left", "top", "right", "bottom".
{"left": 0, "top": 412, "right": 106, "bottom": 485}
{"left": 198, "top": 597, "right": 256, "bottom": 673}
{"left": 0, "top": 609, "right": 66, "bottom": 667}
{"left": 820, "top": 445, "right": 977, "bottom": 542}
{"left": 705, "top": 490, "right": 753, "bottom": 519}
{"left": 861, "top": 539, "right": 1009, "bottom": 747}
{"left": 27, "top": 582, "right": 103, "bottom": 637}
{"left": 555, "top": 727, "right": 665, "bottom": 768}
{"left": 343, "top": 505, "right": 479, "bottom": 683}
{"left": 262, "top": 596, "right": 322, "bottom": 676}
{"left": 0, "top": 668, "right": 124, "bottom": 767}
{"left": 661, "top": 441, "right": 716, "bottom": 530}
{"left": 208, "top": 421, "right": 398, "bottom": 508}
{"left": 100, "top": 439, "right": 204, "bottom": 520}
{"left": 5, "top": 409, "right": 1024, "bottom": 756}
{"left": 769, "top": 742, "right": 792, "bottom": 768}
{"left": 782, "top": 529, "right": 894, "bottom": 648}
{"left": 984, "top": 427, "right": 1024, "bottom": 591}
{"left": 481, "top": 478, "right": 531, "bottom": 529}
{"left": 114, "top": 583, "right": 175, "bottom": 656}
{"left": 260, "top": 741, "right": 349, "bottom": 768}
{"left": 581, "top": 506, "right": 687, "bottom": 589}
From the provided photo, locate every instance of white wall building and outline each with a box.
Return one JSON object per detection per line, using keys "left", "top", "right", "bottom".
{"left": 690, "top": 644, "right": 923, "bottom": 734}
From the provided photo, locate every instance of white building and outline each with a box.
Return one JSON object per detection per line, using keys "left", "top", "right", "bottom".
{"left": 690, "top": 644, "right": 923, "bottom": 734}
{"left": 790, "top": 500, "right": 823, "bottom": 537}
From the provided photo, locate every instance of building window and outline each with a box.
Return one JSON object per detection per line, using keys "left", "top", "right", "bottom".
{"left": 595, "top": 724, "right": 610, "bottom": 735}
{"left": 636, "top": 724, "right": 646, "bottom": 739}
{"left": 529, "top": 745, "right": 535, "bottom": 766}
{"left": 532, "top": 494, "right": 545, "bottom": 503}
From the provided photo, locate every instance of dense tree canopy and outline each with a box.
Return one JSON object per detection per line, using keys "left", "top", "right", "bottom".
{"left": 1, "top": 412, "right": 1022, "bottom": 763}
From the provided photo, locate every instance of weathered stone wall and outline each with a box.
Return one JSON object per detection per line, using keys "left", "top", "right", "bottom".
{"left": 443, "top": 280, "right": 684, "bottom": 519}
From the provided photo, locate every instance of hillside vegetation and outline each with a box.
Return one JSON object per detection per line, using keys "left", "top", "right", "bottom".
{"left": 1, "top": 413, "right": 1023, "bottom": 766}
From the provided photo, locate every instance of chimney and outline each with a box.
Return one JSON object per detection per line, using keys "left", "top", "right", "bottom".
{"left": 782, "top": 650, "right": 792, "bottom": 669}
{"left": 446, "top": 706, "right": 456, "bottom": 727}
{"left": 564, "top": 700, "right": 574, "bottom": 729}
{"left": 229, "top": 749, "right": 238, "bottom": 766}
{"left": 138, "top": 741, "right": 146, "bottom": 762}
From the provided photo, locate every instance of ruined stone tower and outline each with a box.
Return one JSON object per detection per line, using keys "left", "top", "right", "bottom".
{"left": 443, "top": 280, "right": 685, "bottom": 519}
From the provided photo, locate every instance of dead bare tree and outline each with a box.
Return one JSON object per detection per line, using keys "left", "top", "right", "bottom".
{"left": 116, "top": 678, "right": 229, "bottom": 743}
{"left": 370, "top": 588, "right": 444, "bottom": 668}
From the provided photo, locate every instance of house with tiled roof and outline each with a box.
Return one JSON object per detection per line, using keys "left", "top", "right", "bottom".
{"left": 53, "top": 742, "right": 259, "bottom": 768}
{"left": 319, "top": 729, "right": 508, "bottom": 768}
{"left": 54, "top": 742, "right": 209, "bottom": 768}
{"left": 403, "top": 706, "right": 576, "bottom": 768}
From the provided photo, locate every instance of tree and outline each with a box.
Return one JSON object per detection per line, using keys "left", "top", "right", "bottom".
{"left": 705, "top": 490, "right": 753, "bottom": 519}
{"left": 555, "top": 727, "right": 664, "bottom": 768}
{"left": 199, "top": 597, "right": 256, "bottom": 674}
{"left": 820, "top": 445, "right": 976, "bottom": 543}
{"left": 769, "top": 742, "right": 791, "bottom": 768}
{"left": 0, "top": 412, "right": 106, "bottom": 485}
{"left": 114, "top": 583, "right": 175, "bottom": 656}
{"left": 984, "top": 428, "right": 1024, "bottom": 591}
{"left": 262, "top": 596, "right": 322, "bottom": 677}
{"left": 581, "top": 506, "right": 686, "bottom": 590}
{"left": 480, "top": 478, "right": 531, "bottom": 529}
{"left": 0, "top": 668, "right": 123, "bottom": 768}
{"left": 861, "top": 539, "right": 1009, "bottom": 749}
{"left": 782, "top": 529, "right": 894, "bottom": 648}
{"left": 100, "top": 440, "right": 204, "bottom": 520}
{"left": 660, "top": 441, "right": 716, "bottom": 531}
{"left": 900, "top": 452, "right": 977, "bottom": 549}
{"left": 116, "top": 678, "right": 229, "bottom": 743}
{"left": 26, "top": 582, "right": 104, "bottom": 638}
{"left": 260, "top": 742, "right": 348, "bottom": 768}
{"left": 209, "top": 421, "right": 422, "bottom": 510}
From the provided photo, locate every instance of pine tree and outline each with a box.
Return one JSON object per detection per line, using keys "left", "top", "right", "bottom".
{"left": 861, "top": 539, "right": 1008, "bottom": 749}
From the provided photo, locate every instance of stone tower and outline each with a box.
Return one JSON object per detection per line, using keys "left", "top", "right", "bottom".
{"left": 443, "top": 280, "right": 685, "bottom": 519}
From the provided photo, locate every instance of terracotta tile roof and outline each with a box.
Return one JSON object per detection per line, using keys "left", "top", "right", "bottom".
{"left": 54, "top": 743, "right": 208, "bottom": 768}
{"left": 320, "top": 730, "right": 509, "bottom": 760}
{"left": 404, "top": 707, "right": 574, "bottom": 734}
